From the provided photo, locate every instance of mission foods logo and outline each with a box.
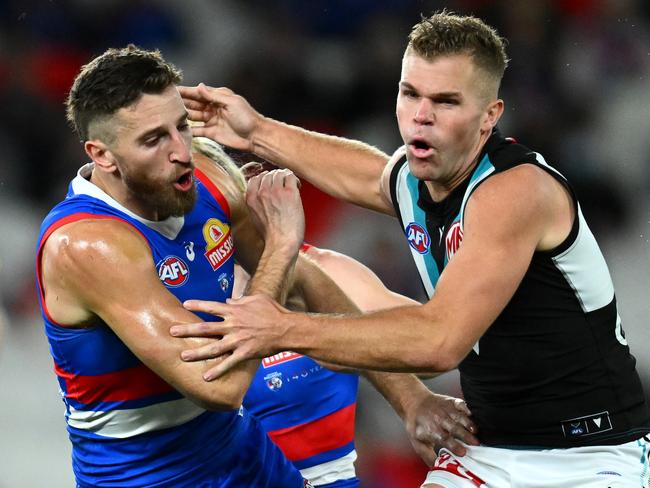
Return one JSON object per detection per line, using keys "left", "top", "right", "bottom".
{"left": 406, "top": 222, "right": 430, "bottom": 254}
{"left": 157, "top": 256, "right": 189, "bottom": 287}
{"left": 203, "top": 218, "right": 234, "bottom": 271}
{"left": 445, "top": 221, "right": 463, "bottom": 260}
{"left": 262, "top": 351, "right": 302, "bottom": 368}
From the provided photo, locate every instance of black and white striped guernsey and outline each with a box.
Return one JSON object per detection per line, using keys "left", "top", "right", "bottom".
{"left": 389, "top": 128, "right": 650, "bottom": 447}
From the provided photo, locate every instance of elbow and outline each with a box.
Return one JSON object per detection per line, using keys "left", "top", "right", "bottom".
{"left": 408, "top": 343, "right": 463, "bottom": 373}
{"left": 189, "top": 387, "right": 246, "bottom": 412}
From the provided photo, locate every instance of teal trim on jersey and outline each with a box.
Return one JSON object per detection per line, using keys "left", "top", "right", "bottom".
{"left": 459, "top": 154, "right": 496, "bottom": 231}
{"left": 639, "top": 438, "right": 648, "bottom": 484}
{"left": 405, "top": 172, "right": 441, "bottom": 288}
{"left": 470, "top": 153, "right": 496, "bottom": 186}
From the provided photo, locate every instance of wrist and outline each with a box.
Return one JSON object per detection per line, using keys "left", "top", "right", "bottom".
{"left": 250, "top": 116, "right": 276, "bottom": 157}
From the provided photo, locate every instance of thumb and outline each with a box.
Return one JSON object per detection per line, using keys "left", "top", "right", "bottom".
{"left": 191, "top": 126, "right": 209, "bottom": 138}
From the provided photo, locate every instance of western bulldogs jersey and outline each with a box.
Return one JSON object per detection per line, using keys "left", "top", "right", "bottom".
{"left": 36, "top": 163, "right": 305, "bottom": 487}
{"left": 243, "top": 347, "right": 359, "bottom": 487}
{"left": 389, "top": 129, "right": 650, "bottom": 448}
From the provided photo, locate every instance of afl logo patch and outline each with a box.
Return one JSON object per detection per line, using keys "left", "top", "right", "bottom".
{"left": 157, "top": 255, "right": 189, "bottom": 287}
{"left": 406, "top": 222, "right": 431, "bottom": 254}
{"left": 445, "top": 221, "right": 463, "bottom": 260}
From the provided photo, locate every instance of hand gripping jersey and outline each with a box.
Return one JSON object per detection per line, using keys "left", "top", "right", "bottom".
{"left": 35, "top": 164, "right": 305, "bottom": 488}
{"left": 243, "top": 347, "right": 359, "bottom": 487}
{"left": 389, "top": 129, "right": 650, "bottom": 448}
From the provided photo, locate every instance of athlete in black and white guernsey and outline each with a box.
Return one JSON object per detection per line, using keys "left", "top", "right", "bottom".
{"left": 174, "top": 11, "right": 650, "bottom": 487}
{"left": 389, "top": 128, "right": 649, "bottom": 449}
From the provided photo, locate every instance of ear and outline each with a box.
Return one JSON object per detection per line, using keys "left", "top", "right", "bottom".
{"left": 481, "top": 99, "right": 504, "bottom": 132}
{"left": 84, "top": 139, "right": 118, "bottom": 174}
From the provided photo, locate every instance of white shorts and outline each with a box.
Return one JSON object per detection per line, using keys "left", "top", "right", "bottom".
{"left": 422, "top": 436, "right": 650, "bottom": 488}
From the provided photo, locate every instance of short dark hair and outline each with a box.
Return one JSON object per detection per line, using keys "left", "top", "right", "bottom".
{"left": 65, "top": 45, "right": 182, "bottom": 142}
{"left": 408, "top": 11, "right": 509, "bottom": 86}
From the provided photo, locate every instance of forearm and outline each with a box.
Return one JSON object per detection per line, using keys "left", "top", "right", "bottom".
{"left": 363, "top": 371, "right": 432, "bottom": 420}
{"left": 282, "top": 305, "right": 455, "bottom": 372}
{"left": 252, "top": 117, "right": 391, "bottom": 212}
{"left": 291, "top": 253, "right": 359, "bottom": 314}
{"left": 215, "top": 242, "right": 299, "bottom": 401}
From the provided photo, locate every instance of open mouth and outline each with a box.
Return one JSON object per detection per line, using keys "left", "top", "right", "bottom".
{"left": 174, "top": 171, "right": 194, "bottom": 192}
{"left": 409, "top": 139, "right": 434, "bottom": 158}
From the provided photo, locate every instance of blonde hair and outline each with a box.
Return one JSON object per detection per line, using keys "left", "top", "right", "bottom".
{"left": 408, "top": 11, "right": 508, "bottom": 88}
{"left": 191, "top": 137, "right": 246, "bottom": 193}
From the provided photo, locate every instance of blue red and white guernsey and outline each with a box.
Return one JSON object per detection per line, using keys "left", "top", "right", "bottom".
{"left": 243, "top": 293, "right": 360, "bottom": 488}
{"left": 35, "top": 163, "right": 306, "bottom": 488}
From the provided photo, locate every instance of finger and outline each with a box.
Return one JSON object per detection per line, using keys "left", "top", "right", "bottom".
{"left": 186, "top": 108, "right": 209, "bottom": 121}
{"left": 178, "top": 85, "right": 204, "bottom": 102}
{"left": 180, "top": 335, "right": 236, "bottom": 362}
{"left": 240, "top": 162, "right": 264, "bottom": 181}
{"left": 183, "top": 99, "right": 208, "bottom": 112}
{"left": 442, "top": 416, "right": 480, "bottom": 446}
{"left": 203, "top": 349, "right": 248, "bottom": 381}
{"left": 453, "top": 398, "right": 472, "bottom": 416}
{"left": 226, "top": 294, "right": 259, "bottom": 305}
{"left": 183, "top": 299, "right": 231, "bottom": 316}
{"left": 191, "top": 126, "right": 210, "bottom": 138}
{"left": 438, "top": 437, "right": 468, "bottom": 457}
{"left": 448, "top": 409, "right": 478, "bottom": 434}
{"left": 170, "top": 321, "right": 225, "bottom": 338}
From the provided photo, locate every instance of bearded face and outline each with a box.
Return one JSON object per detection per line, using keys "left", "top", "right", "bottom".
{"left": 120, "top": 162, "right": 197, "bottom": 219}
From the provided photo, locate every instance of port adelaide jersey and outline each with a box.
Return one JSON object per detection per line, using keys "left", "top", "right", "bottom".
{"left": 389, "top": 129, "right": 650, "bottom": 447}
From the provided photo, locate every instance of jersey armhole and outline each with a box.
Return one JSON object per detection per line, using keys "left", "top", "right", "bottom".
{"left": 195, "top": 168, "right": 231, "bottom": 220}
{"left": 36, "top": 213, "right": 150, "bottom": 327}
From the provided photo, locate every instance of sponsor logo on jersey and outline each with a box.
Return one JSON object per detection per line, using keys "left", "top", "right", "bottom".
{"left": 263, "top": 371, "right": 283, "bottom": 391}
{"left": 202, "top": 218, "right": 234, "bottom": 271}
{"left": 406, "top": 222, "right": 431, "bottom": 254}
{"left": 445, "top": 221, "right": 463, "bottom": 260}
{"left": 157, "top": 255, "right": 190, "bottom": 287}
{"left": 262, "top": 351, "right": 302, "bottom": 368}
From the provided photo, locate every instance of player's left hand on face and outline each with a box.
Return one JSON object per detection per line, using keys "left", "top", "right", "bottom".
{"left": 405, "top": 393, "right": 479, "bottom": 465}
{"left": 245, "top": 169, "right": 305, "bottom": 252}
{"left": 170, "top": 295, "right": 291, "bottom": 381}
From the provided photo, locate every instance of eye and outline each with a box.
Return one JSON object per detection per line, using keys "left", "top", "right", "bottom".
{"left": 144, "top": 136, "right": 160, "bottom": 147}
{"left": 401, "top": 88, "right": 418, "bottom": 99}
{"left": 178, "top": 122, "right": 190, "bottom": 132}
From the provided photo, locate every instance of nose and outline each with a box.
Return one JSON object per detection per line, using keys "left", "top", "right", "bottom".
{"left": 170, "top": 129, "right": 192, "bottom": 164}
{"left": 413, "top": 99, "right": 434, "bottom": 125}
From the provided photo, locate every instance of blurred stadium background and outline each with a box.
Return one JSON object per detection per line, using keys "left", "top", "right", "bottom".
{"left": 0, "top": 0, "right": 648, "bottom": 486}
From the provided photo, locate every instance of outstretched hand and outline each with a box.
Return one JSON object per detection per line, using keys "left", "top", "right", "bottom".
{"left": 171, "top": 295, "right": 292, "bottom": 381}
{"left": 179, "top": 83, "right": 261, "bottom": 151}
{"left": 405, "top": 393, "right": 479, "bottom": 465}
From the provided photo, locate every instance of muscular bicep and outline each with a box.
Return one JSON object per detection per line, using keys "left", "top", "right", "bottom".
{"left": 425, "top": 166, "right": 554, "bottom": 364}
{"left": 42, "top": 219, "right": 245, "bottom": 410}
{"left": 302, "top": 247, "right": 418, "bottom": 312}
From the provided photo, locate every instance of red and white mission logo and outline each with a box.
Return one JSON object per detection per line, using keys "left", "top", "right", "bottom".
{"left": 157, "top": 256, "right": 189, "bottom": 287}
{"left": 445, "top": 221, "right": 464, "bottom": 260}
{"left": 406, "top": 222, "right": 431, "bottom": 254}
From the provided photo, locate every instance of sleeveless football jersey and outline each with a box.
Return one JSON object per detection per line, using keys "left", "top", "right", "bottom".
{"left": 389, "top": 129, "right": 650, "bottom": 447}
{"left": 36, "top": 163, "right": 305, "bottom": 487}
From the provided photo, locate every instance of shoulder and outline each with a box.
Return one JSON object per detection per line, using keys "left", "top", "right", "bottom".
{"left": 380, "top": 145, "right": 408, "bottom": 207}
{"left": 43, "top": 217, "right": 151, "bottom": 273}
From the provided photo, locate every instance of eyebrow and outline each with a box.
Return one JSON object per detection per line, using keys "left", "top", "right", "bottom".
{"left": 399, "top": 81, "right": 462, "bottom": 99}
{"left": 136, "top": 113, "right": 188, "bottom": 142}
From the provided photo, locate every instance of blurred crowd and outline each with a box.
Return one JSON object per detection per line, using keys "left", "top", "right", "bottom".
{"left": 0, "top": 1, "right": 649, "bottom": 486}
